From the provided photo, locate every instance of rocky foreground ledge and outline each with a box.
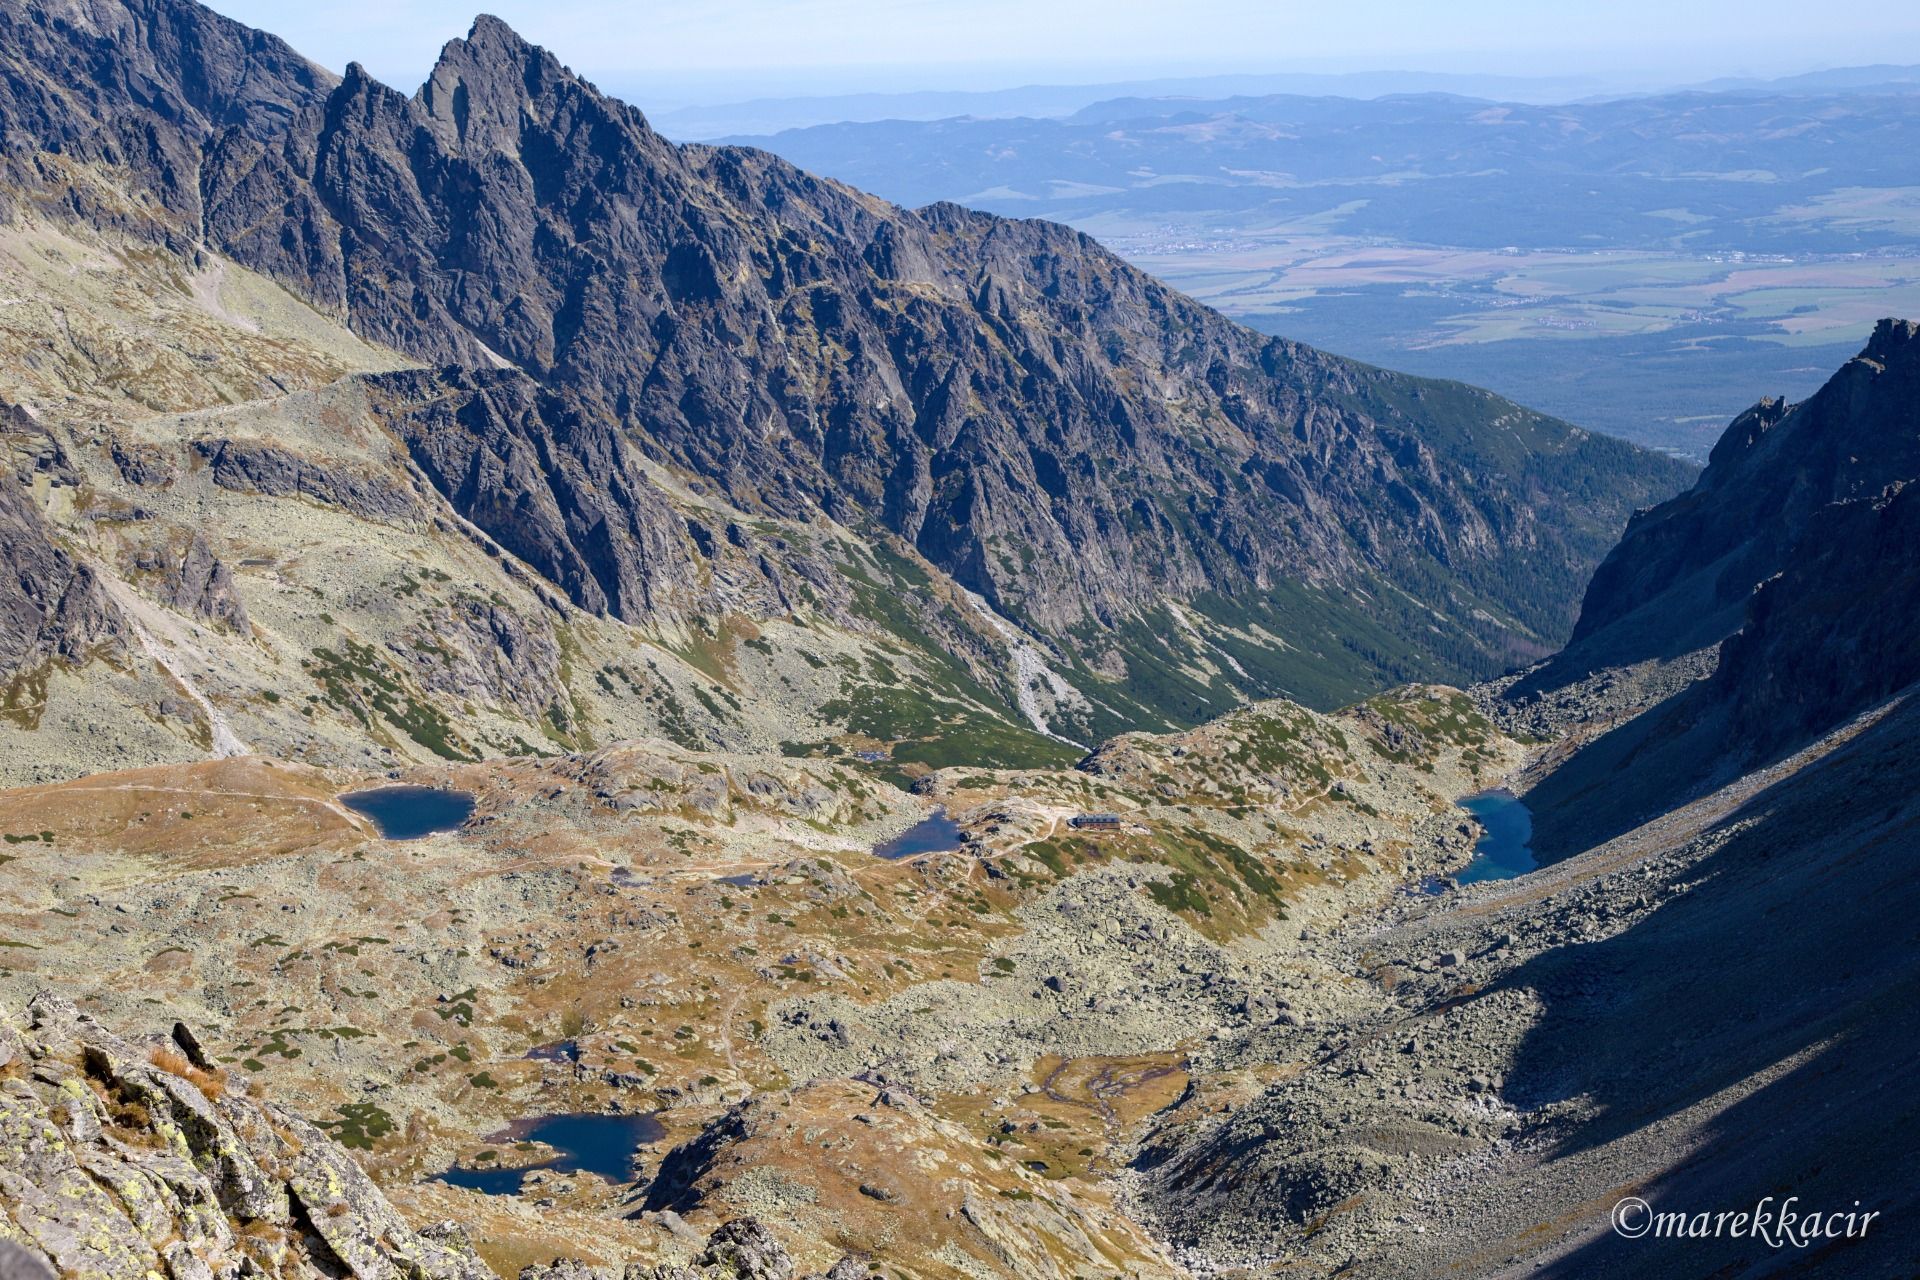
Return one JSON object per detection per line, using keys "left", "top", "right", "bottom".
{"left": 0, "top": 993, "right": 854, "bottom": 1280}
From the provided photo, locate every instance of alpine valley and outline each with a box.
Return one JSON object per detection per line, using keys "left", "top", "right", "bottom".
{"left": 0, "top": 2, "right": 1913, "bottom": 1278}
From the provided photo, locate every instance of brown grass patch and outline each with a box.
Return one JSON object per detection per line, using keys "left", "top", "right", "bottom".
{"left": 149, "top": 1046, "right": 227, "bottom": 1099}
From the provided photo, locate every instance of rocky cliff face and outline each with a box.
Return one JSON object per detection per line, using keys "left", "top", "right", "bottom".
{"left": 0, "top": 990, "right": 492, "bottom": 1280}
{"left": 1594, "top": 321, "right": 1920, "bottom": 735}
{"left": 1515, "top": 322, "right": 1920, "bottom": 852}
{"left": 364, "top": 368, "right": 705, "bottom": 624}
{"left": 1107, "top": 332, "right": 1920, "bottom": 1277}
{"left": 0, "top": 0, "right": 1690, "bottom": 729}
{"left": 0, "top": 466, "right": 128, "bottom": 713}
{"left": 1532, "top": 317, "right": 1920, "bottom": 688}
{"left": 1717, "top": 474, "right": 1918, "bottom": 723}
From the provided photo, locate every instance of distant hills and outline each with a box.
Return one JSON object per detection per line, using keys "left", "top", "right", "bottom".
{"left": 651, "top": 62, "right": 1920, "bottom": 141}
{"left": 645, "top": 70, "right": 1627, "bottom": 140}
{"left": 722, "top": 73, "right": 1920, "bottom": 456}
{"left": 724, "top": 83, "right": 1920, "bottom": 255}
{"left": 1688, "top": 62, "right": 1920, "bottom": 95}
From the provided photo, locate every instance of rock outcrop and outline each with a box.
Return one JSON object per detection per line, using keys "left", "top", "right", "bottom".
{"left": 193, "top": 438, "right": 420, "bottom": 524}
{"left": 1518, "top": 323, "right": 1920, "bottom": 852}
{"left": 0, "top": 992, "right": 845, "bottom": 1280}
{"left": 158, "top": 533, "right": 251, "bottom": 635}
{"left": 1712, "top": 479, "right": 1920, "bottom": 761}
{"left": 0, "top": 477, "right": 127, "bottom": 698}
{"left": 0, "top": 991, "right": 491, "bottom": 1280}
{"left": 367, "top": 368, "right": 700, "bottom": 624}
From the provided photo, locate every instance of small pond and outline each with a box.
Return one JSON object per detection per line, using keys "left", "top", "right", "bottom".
{"left": 339, "top": 786, "right": 474, "bottom": 840}
{"left": 523, "top": 1040, "right": 580, "bottom": 1064}
{"left": 436, "top": 1112, "right": 665, "bottom": 1195}
{"left": 873, "top": 809, "right": 963, "bottom": 860}
{"left": 1454, "top": 789, "right": 1537, "bottom": 885}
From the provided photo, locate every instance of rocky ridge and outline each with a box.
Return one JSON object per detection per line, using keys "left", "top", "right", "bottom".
{"left": 1515, "top": 321, "right": 1920, "bottom": 854}
{"left": 0, "top": 988, "right": 490, "bottom": 1280}
{"left": 1524, "top": 317, "right": 1920, "bottom": 694}
{"left": 1, "top": 1, "right": 1911, "bottom": 1276}
{"left": 0, "top": 0, "right": 1691, "bottom": 764}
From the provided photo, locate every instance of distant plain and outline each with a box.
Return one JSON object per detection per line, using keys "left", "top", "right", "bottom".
{"left": 1104, "top": 220, "right": 1920, "bottom": 454}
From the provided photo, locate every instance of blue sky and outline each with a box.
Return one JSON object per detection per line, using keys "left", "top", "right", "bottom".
{"left": 209, "top": 0, "right": 1920, "bottom": 104}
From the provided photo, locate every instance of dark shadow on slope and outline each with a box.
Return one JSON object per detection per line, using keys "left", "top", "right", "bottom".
{"left": 1507, "top": 320, "right": 1920, "bottom": 703}
{"left": 1529, "top": 481, "right": 1920, "bottom": 862}
{"left": 1491, "top": 699, "right": 1920, "bottom": 1276}
{"left": 1520, "top": 681, "right": 1732, "bottom": 860}
{"left": 1499, "top": 569, "right": 1739, "bottom": 702}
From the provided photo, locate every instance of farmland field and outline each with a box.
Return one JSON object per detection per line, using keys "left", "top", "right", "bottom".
{"left": 1097, "top": 219, "right": 1920, "bottom": 454}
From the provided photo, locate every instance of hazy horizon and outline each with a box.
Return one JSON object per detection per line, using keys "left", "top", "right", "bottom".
{"left": 207, "top": 0, "right": 1920, "bottom": 109}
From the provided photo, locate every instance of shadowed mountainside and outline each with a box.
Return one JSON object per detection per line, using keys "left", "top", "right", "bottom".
{"left": 1514, "top": 322, "right": 1920, "bottom": 855}
{"left": 1525, "top": 318, "right": 1920, "bottom": 692}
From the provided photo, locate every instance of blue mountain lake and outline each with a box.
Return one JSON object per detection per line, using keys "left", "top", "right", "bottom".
{"left": 436, "top": 1112, "right": 665, "bottom": 1195}
{"left": 339, "top": 786, "right": 474, "bottom": 840}
{"left": 1454, "top": 789, "right": 1537, "bottom": 885}
{"left": 873, "top": 809, "right": 963, "bottom": 859}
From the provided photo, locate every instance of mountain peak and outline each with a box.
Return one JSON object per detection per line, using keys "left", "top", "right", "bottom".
{"left": 435, "top": 12, "right": 558, "bottom": 75}
{"left": 1549, "top": 316, "right": 1920, "bottom": 684}
{"left": 466, "top": 12, "right": 521, "bottom": 40}
{"left": 1864, "top": 316, "right": 1920, "bottom": 365}
{"left": 0, "top": 0, "right": 1690, "bottom": 722}
{"left": 419, "top": 13, "right": 561, "bottom": 155}
{"left": 460, "top": 12, "right": 540, "bottom": 60}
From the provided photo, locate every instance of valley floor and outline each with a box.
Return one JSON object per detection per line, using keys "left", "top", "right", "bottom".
{"left": 5, "top": 663, "right": 1915, "bottom": 1276}
{"left": 0, "top": 690, "right": 1517, "bottom": 1278}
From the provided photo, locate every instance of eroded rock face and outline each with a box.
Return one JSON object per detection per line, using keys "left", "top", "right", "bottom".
{"left": 0, "top": 478, "right": 127, "bottom": 692}
{"left": 1537, "top": 317, "right": 1920, "bottom": 688}
{"left": 396, "top": 594, "right": 569, "bottom": 724}
{"left": 0, "top": 0, "right": 333, "bottom": 243}
{"left": 368, "top": 368, "right": 699, "bottom": 623}
{"left": 1519, "top": 325, "right": 1920, "bottom": 850}
{"left": 0, "top": 993, "right": 834, "bottom": 1280}
{"left": 160, "top": 533, "right": 250, "bottom": 634}
{"left": 193, "top": 437, "right": 420, "bottom": 524}
{"left": 0, "top": 991, "right": 490, "bottom": 1280}
{"left": 1714, "top": 478, "right": 1920, "bottom": 761}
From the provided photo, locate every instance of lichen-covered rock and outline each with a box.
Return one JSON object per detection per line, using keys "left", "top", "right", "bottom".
{"left": 511, "top": 1216, "right": 814, "bottom": 1280}
{"left": 0, "top": 994, "right": 837, "bottom": 1280}
{"left": 161, "top": 533, "right": 251, "bottom": 635}
{"left": 0, "top": 993, "right": 491, "bottom": 1280}
{"left": 192, "top": 438, "right": 419, "bottom": 524}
